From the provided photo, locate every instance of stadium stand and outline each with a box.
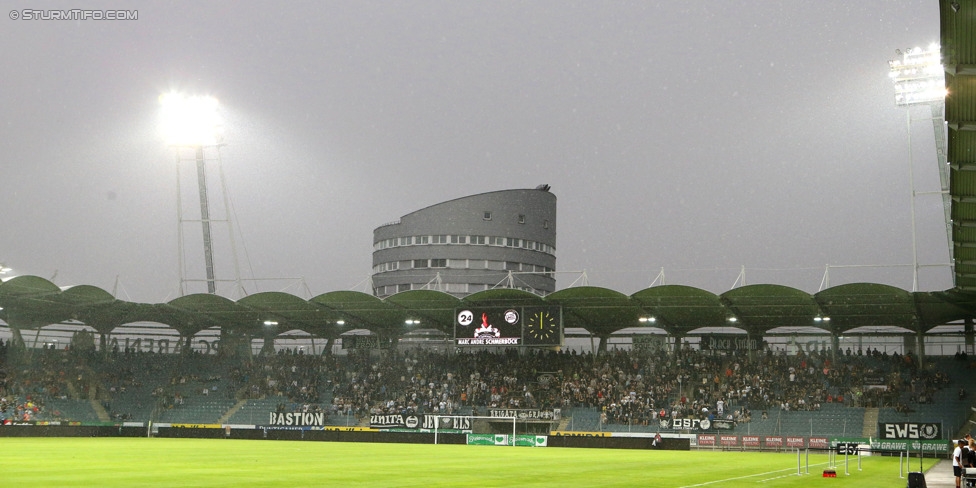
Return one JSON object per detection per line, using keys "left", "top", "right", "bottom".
{"left": 1, "top": 340, "right": 972, "bottom": 439}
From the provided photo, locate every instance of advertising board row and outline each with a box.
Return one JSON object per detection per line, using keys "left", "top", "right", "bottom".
{"left": 832, "top": 436, "right": 947, "bottom": 453}
{"left": 466, "top": 434, "right": 548, "bottom": 447}
{"left": 697, "top": 435, "right": 829, "bottom": 448}
{"left": 696, "top": 434, "right": 950, "bottom": 452}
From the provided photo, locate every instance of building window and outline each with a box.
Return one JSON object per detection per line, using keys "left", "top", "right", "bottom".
{"left": 413, "top": 259, "right": 429, "bottom": 268}
{"left": 543, "top": 220, "right": 550, "bottom": 229}
{"left": 450, "top": 235, "right": 466, "bottom": 244}
{"left": 399, "top": 237, "right": 411, "bottom": 246}
{"left": 471, "top": 235, "right": 486, "bottom": 245}
{"left": 491, "top": 236, "right": 505, "bottom": 246}
{"left": 505, "top": 261, "right": 520, "bottom": 271}
{"left": 507, "top": 238, "right": 520, "bottom": 248}
{"left": 415, "top": 236, "right": 429, "bottom": 245}
{"left": 433, "top": 235, "right": 448, "bottom": 244}
{"left": 518, "top": 214, "right": 525, "bottom": 224}
{"left": 448, "top": 259, "right": 467, "bottom": 268}
{"left": 430, "top": 258, "right": 447, "bottom": 268}
{"left": 397, "top": 284, "right": 412, "bottom": 293}
{"left": 483, "top": 211, "right": 492, "bottom": 221}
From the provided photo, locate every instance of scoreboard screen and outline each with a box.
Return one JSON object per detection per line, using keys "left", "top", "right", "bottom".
{"left": 454, "top": 307, "right": 561, "bottom": 346}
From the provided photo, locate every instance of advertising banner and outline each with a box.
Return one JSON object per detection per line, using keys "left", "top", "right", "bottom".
{"left": 742, "top": 435, "right": 760, "bottom": 447}
{"left": 720, "top": 435, "right": 738, "bottom": 447}
{"left": 466, "top": 434, "right": 547, "bottom": 447}
{"left": 698, "top": 434, "right": 716, "bottom": 446}
{"left": 764, "top": 436, "right": 784, "bottom": 448}
{"left": 808, "top": 437, "right": 829, "bottom": 449}
{"left": 832, "top": 437, "right": 947, "bottom": 453}
{"left": 786, "top": 436, "right": 805, "bottom": 448}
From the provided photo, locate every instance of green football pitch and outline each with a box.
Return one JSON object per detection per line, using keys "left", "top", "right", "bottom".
{"left": 0, "top": 437, "right": 938, "bottom": 487}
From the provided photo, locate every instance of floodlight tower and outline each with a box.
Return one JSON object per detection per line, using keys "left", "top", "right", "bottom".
{"left": 159, "top": 93, "right": 243, "bottom": 296}
{"left": 888, "top": 44, "right": 950, "bottom": 291}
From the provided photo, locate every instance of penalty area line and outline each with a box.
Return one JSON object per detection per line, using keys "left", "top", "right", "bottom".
{"left": 677, "top": 466, "right": 800, "bottom": 488}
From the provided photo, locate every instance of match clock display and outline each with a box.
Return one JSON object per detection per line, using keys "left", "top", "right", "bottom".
{"left": 524, "top": 309, "right": 560, "bottom": 345}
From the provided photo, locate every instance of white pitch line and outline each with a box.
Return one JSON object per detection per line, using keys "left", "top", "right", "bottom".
{"left": 678, "top": 461, "right": 833, "bottom": 487}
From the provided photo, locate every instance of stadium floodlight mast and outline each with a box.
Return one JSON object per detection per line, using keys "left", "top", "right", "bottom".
{"left": 160, "top": 92, "right": 240, "bottom": 296}
{"left": 887, "top": 44, "right": 950, "bottom": 291}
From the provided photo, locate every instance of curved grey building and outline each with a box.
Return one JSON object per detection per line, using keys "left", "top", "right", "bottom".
{"left": 372, "top": 186, "right": 556, "bottom": 298}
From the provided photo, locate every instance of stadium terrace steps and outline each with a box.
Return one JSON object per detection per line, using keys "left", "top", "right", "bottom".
{"left": 218, "top": 399, "right": 247, "bottom": 424}
{"left": 226, "top": 398, "right": 286, "bottom": 425}
{"left": 40, "top": 398, "right": 101, "bottom": 423}
{"left": 90, "top": 398, "right": 110, "bottom": 422}
{"left": 861, "top": 407, "right": 879, "bottom": 437}
{"left": 157, "top": 399, "right": 237, "bottom": 424}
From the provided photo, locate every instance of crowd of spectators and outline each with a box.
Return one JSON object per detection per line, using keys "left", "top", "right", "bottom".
{"left": 0, "top": 337, "right": 968, "bottom": 428}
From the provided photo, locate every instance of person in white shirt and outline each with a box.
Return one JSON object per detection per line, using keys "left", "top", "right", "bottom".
{"left": 955, "top": 439, "right": 967, "bottom": 488}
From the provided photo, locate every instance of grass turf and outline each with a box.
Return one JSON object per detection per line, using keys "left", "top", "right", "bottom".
{"left": 0, "top": 437, "right": 938, "bottom": 487}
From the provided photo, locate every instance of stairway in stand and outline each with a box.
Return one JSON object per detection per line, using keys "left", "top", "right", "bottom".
{"left": 861, "top": 407, "right": 879, "bottom": 437}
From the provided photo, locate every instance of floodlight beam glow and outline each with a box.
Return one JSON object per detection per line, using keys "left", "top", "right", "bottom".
{"left": 888, "top": 44, "right": 946, "bottom": 106}
{"left": 159, "top": 92, "right": 223, "bottom": 146}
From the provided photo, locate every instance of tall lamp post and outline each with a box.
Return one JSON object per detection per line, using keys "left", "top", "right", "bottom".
{"left": 159, "top": 93, "right": 242, "bottom": 296}
{"left": 888, "top": 44, "right": 949, "bottom": 291}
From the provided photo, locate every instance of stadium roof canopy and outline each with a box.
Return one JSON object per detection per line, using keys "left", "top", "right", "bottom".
{"left": 944, "top": 0, "right": 976, "bottom": 290}
{"left": 1, "top": 275, "right": 974, "bottom": 343}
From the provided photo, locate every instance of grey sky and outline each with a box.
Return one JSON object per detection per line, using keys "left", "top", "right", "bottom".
{"left": 0, "top": 0, "right": 951, "bottom": 302}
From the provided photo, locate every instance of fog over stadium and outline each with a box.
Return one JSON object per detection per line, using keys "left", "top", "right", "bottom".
{"left": 0, "top": 1, "right": 951, "bottom": 302}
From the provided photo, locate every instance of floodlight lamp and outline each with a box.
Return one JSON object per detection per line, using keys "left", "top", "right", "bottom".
{"left": 727, "top": 317, "right": 738, "bottom": 323}
{"left": 263, "top": 320, "right": 278, "bottom": 326}
{"left": 159, "top": 92, "right": 223, "bottom": 146}
{"left": 889, "top": 44, "right": 945, "bottom": 106}
{"left": 336, "top": 320, "right": 345, "bottom": 326}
